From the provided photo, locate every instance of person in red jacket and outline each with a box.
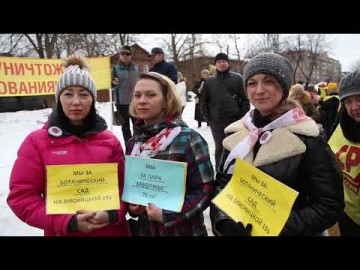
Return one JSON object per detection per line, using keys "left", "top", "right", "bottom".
{"left": 7, "top": 55, "right": 131, "bottom": 236}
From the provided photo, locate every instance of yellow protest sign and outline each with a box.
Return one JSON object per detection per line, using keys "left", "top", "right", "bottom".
{"left": 46, "top": 163, "right": 120, "bottom": 214}
{"left": 0, "top": 56, "right": 111, "bottom": 97}
{"left": 212, "top": 159, "right": 298, "bottom": 236}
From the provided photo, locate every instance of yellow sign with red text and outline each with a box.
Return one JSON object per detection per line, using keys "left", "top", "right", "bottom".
{"left": 0, "top": 56, "right": 111, "bottom": 97}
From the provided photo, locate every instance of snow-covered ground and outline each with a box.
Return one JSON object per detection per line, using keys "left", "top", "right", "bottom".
{"left": 0, "top": 99, "right": 215, "bottom": 236}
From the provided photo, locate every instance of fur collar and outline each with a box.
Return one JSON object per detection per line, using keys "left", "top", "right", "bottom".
{"left": 223, "top": 119, "right": 320, "bottom": 167}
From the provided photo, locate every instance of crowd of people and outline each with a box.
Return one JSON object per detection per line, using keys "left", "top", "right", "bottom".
{"left": 6, "top": 46, "right": 360, "bottom": 236}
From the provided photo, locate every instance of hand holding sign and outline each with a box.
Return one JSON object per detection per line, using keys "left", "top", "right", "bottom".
{"left": 76, "top": 211, "right": 109, "bottom": 233}
{"left": 85, "top": 210, "right": 111, "bottom": 225}
{"left": 212, "top": 159, "right": 298, "bottom": 236}
{"left": 217, "top": 219, "right": 252, "bottom": 236}
{"left": 146, "top": 203, "right": 163, "bottom": 223}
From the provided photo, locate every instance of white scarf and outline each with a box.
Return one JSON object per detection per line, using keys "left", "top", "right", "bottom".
{"left": 224, "top": 107, "right": 309, "bottom": 174}
{"left": 130, "top": 126, "right": 182, "bottom": 157}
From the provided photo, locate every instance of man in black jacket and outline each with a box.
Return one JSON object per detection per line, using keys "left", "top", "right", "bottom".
{"left": 201, "top": 53, "right": 250, "bottom": 171}
{"left": 148, "top": 47, "right": 177, "bottom": 84}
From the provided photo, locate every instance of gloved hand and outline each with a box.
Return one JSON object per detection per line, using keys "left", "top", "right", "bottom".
{"left": 216, "top": 219, "right": 252, "bottom": 236}
{"left": 215, "top": 172, "right": 231, "bottom": 187}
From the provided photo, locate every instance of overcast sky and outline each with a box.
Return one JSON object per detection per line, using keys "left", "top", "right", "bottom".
{"left": 139, "top": 34, "right": 360, "bottom": 72}
{"left": 327, "top": 34, "right": 360, "bottom": 71}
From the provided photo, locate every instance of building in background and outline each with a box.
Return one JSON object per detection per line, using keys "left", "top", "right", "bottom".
{"left": 282, "top": 50, "right": 342, "bottom": 84}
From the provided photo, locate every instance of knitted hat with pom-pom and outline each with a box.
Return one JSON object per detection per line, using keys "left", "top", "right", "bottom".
{"left": 56, "top": 55, "right": 96, "bottom": 103}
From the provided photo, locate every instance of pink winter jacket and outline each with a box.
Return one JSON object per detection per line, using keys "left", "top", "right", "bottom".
{"left": 7, "top": 123, "right": 130, "bottom": 237}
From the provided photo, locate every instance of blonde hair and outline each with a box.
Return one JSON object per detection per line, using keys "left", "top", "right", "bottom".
{"left": 129, "top": 72, "right": 182, "bottom": 118}
{"left": 177, "top": 71, "right": 186, "bottom": 82}
{"left": 290, "top": 87, "right": 312, "bottom": 104}
{"left": 290, "top": 83, "right": 304, "bottom": 94}
{"left": 201, "top": 69, "right": 210, "bottom": 76}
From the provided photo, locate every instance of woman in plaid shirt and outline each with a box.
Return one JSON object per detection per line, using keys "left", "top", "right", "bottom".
{"left": 125, "top": 72, "right": 214, "bottom": 236}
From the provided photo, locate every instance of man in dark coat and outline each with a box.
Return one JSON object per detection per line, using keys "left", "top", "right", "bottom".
{"left": 200, "top": 53, "right": 250, "bottom": 171}
{"left": 148, "top": 47, "right": 177, "bottom": 84}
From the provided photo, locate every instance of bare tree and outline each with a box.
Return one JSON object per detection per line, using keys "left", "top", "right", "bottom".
{"left": 119, "top": 34, "right": 138, "bottom": 46}
{"left": 267, "top": 34, "right": 280, "bottom": 53}
{"left": 186, "top": 34, "right": 209, "bottom": 79}
{"left": 161, "top": 34, "right": 208, "bottom": 66}
{"left": 79, "top": 34, "right": 104, "bottom": 56}
{"left": 24, "top": 34, "right": 59, "bottom": 58}
{"left": 184, "top": 34, "right": 208, "bottom": 59}
{"left": 247, "top": 34, "right": 283, "bottom": 56}
{"left": 230, "top": 34, "right": 241, "bottom": 61}
{"left": 271, "top": 34, "right": 332, "bottom": 84}
{"left": 241, "top": 34, "right": 257, "bottom": 60}
{"left": 229, "top": 34, "right": 243, "bottom": 72}
{"left": 283, "top": 34, "right": 306, "bottom": 83}
{"left": 107, "top": 34, "right": 139, "bottom": 53}
{"left": 0, "top": 34, "right": 24, "bottom": 55}
{"left": 211, "top": 34, "right": 230, "bottom": 55}
{"left": 44, "top": 34, "right": 58, "bottom": 58}
{"left": 2, "top": 33, "right": 141, "bottom": 59}
{"left": 53, "top": 34, "right": 83, "bottom": 57}
{"left": 297, "top": 34, "right": 328, "bottom": 84}
{"left": 161, "top": 34, "right": 189, "bottom": 65}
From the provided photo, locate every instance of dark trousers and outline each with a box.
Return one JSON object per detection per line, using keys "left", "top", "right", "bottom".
{"left": 338, "top": 211, "right": 360, "bottom": 236}
{"left": 209, "top": 121, "right": 228, "bottom": 171}
{"left": 116, "top": 104, "right": 135, "bottom": 143}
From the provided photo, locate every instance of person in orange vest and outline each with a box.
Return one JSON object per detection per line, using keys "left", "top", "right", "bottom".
{"left": 328, "top": 71, "right": 360, "bottom": 236}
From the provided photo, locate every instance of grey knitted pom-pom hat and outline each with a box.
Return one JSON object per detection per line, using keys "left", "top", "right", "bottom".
{"left": 56, "top": 55, "right": 96, "bottom": 103}
{"left": 339, "top": 70, "right": 360, "bottom": 102}
{"left": 243, "top": 52, "right": 293, "bottom": 98}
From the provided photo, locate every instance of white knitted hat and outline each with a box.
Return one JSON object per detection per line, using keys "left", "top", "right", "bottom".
{"left": 56, "top": 55, "right": 96, "bottom": 103}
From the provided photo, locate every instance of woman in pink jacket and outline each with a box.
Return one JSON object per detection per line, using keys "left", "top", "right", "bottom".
{"left": 7, "top": 55, "right": 130, "bottom": 236}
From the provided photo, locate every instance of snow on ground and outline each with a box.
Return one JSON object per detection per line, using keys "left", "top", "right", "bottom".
{"left": 0, "top": 99, "right": 215, "bottom": 236}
